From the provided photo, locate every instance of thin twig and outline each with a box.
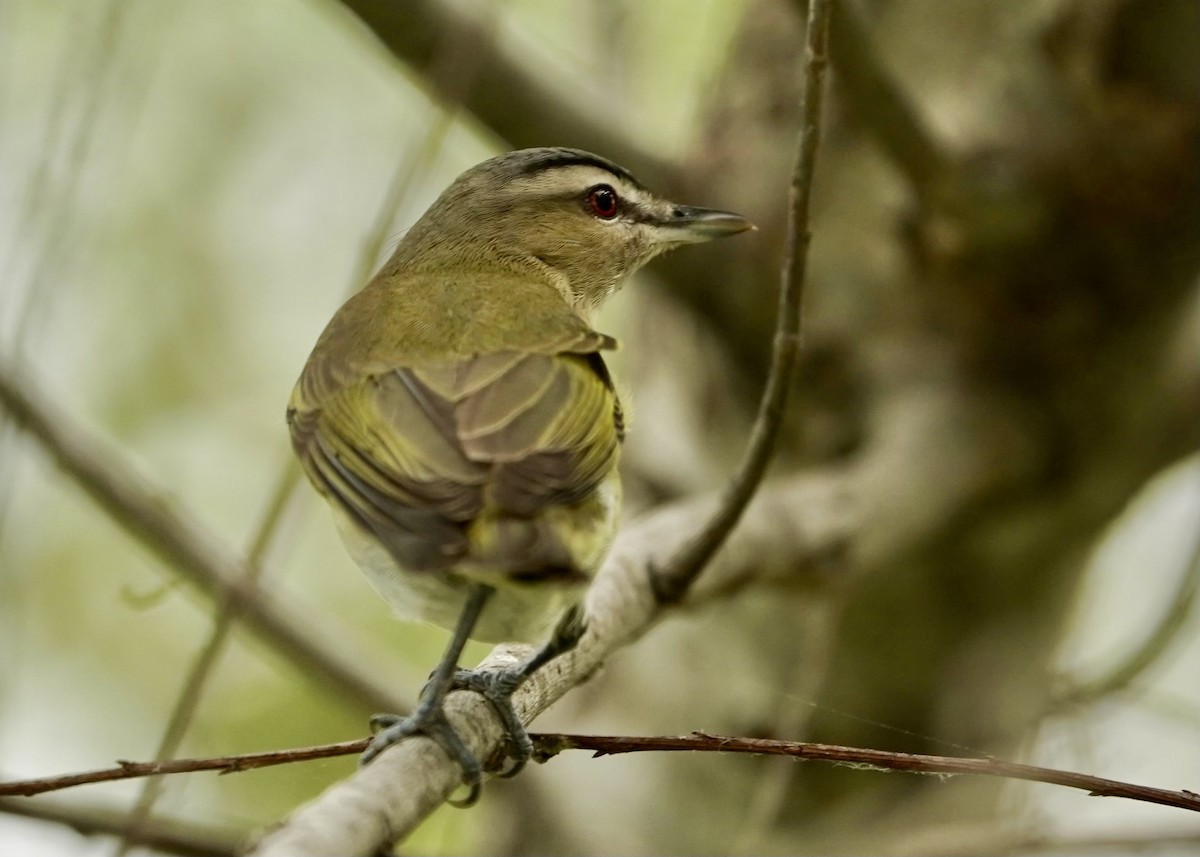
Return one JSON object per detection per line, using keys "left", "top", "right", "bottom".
{"left": 0, "top": 740, "right": 367, "bottom": 796}
{"left": 116, "top": 465, "right": 303, "bottom": 853}
{"left": 652, "top": 0, "right": 831, "bottom": 603}
{"left": 0, "top": 360, "right": 403, "bottom": 715}
{"left": 535, "top": 733, "right": 1200, "bottom": 813}
{"left": 5, "top": 731, "right": 1197, "bottom": 814}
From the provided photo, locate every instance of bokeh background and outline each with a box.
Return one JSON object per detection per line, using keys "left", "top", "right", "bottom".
{"left": 1, "top": 0, "right": 1197, "bottom": 854}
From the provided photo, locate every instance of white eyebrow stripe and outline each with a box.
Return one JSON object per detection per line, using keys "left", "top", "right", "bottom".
{"left": 502, "top": 167, "right": 665, "bottom": 226}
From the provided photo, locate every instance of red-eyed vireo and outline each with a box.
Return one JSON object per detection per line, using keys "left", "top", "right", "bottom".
{"left": 287, "top": 147, "right": 752, "bottom": 804}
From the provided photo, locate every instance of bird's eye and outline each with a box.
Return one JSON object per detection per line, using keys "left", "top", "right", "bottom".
{"left": 586, "top": 185, "right": 619, "bottom": 220}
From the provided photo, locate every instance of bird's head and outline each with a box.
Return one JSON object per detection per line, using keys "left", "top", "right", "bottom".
{"left": 390, "top": 147, "right": 754, "bottom": 319}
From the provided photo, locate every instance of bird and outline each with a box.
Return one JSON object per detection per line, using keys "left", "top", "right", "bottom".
{"left": 286, "top": 147, "right": 752, "bottom": 804}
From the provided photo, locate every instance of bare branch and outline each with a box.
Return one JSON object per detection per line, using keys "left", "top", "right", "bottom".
{"left": 893, "top": 823, "right": 1200, "bottom": 857}
{"left": 7, "top": 729, "right": 1197, "bottom": 814}
{"left": 333, "top": 0, "right": 672, "bottom": 189}
{"left": 825, "top": 0, "right": 947, "bottom": 194}
{"left": 242, "top": 345, "right": 1086, "bottom": 852}
{"left": 0, "top": 797, "right": 240, "bottom": 857}
{"left": 0, "top": 740, "right": 367, "bottom": 796}
{"left": 0, "top": 359, "right": 404, "bottom": 715}
{"left": 247, "top": 465, "right": 854, "bottom": 856}
{"left": 535, "top": 733, "right": 1200, "bottom": 813}
{"left": 652, "top": 0, "right": 832, "bottom": 603}
{"left": 9, "top": 372, "right": 1019, "bottom": 853}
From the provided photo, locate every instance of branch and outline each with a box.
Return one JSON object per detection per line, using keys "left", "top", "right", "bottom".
{"left": 247, "top": 466, "right": 854, "bottom": 856}
{"left": 1056, "top": 526, "right": 1200, "bottom": 708}
{"left": 0, "top": 359, "right": 404, "bottom": 715}
{"left": 7, "top": 369, "right": 1018, "bottom": 852}
{"left": 2, "top": 351, "right": 1013, "bottom": 855}
{"left": 892, "top": 824, "right": 1200, "bottom": 857}
{"left": 0, "top": 741, "right": 367, "bottom": 796}
{"left": 116, "top": 466, "right": 303, "bottom": 852}
{"left": 535, "top": 733, "right": 1200, "bottom": 813}
{"left": 0, "top": 797, "right": 240, "bottom": 857}
{"left": 247, "top": 364, "right": 1012, "bottom": 854}
{"left": 7, "top": 731, "right": 1197, "bottom": 814}
{"left": 825, "top": 0, "right": 947, "bottom": 194}
{"left": 333, "top": 0, "right": 672, "bottom": 189}
{"left": 651, "top": 0, "right": 832, "bottom": 603}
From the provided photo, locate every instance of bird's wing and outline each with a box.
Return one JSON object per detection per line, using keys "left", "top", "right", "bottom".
{"left": 288, "top": 350, "right": 622, "bottom": 576}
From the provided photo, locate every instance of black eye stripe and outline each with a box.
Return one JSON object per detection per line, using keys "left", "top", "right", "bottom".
{"left": 514, "top": 148, "right": 645, "bottom": 191}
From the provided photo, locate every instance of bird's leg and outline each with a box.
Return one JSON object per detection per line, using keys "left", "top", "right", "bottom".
{"left": 451, "top": 603, "right": 587, "bottom": 780}
{"left": 362, "top": 583, "right": 494, "bottom": 806}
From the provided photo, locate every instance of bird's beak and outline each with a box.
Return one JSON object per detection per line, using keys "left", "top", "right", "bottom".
{"left": 660, "top": 205, "right": 756, "bottom": 244}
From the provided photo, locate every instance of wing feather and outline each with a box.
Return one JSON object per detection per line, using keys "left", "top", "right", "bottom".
{"left": 289, "top": 348, "right": 621, "bottom": 577}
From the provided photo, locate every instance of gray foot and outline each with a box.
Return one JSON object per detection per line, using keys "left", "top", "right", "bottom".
{"left": 363, "top": 705, "right": 486, "bottom": 807}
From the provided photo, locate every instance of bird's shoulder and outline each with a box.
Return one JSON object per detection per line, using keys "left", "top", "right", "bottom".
{"left": 296, "top": 270, "right": 615, "bottom": 404}
{"left": 287, "top": 268, "right": 624, "bottom": 471}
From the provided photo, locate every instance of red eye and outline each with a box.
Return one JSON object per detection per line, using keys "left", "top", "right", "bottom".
{"left": 587, "top": 185, "right": 619, "bottom": 219}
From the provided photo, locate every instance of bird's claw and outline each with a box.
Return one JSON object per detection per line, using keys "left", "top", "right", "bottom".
{"left": 361, "top": 708, "right": 484, "bottom": 806}
{"left": 357, "top": 599, "right": 583, "bottom": 807}
{"left": 451, "top": 667, "right": 534, "bottom": 775}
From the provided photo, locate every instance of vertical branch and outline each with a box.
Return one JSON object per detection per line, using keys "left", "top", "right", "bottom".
{"left": 653, "top": 0, "right": 833, "bottom": 603}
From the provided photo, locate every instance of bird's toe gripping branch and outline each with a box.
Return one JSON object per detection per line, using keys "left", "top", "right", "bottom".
{"left": 359, "top": 597, "right": 588, "bottom": 807}
{"left": 359, "top": 665, "right": 535, "bottom": 808}
{"left": 364, "top": 701, "right": 486, "bottom": 807}
{"left": 450, "top": 666, "right": 532, "bottom": 779}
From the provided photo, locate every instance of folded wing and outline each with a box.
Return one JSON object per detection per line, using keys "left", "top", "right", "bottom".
{"left": 289, "top": 350, "right": 622, "bottom": 580}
